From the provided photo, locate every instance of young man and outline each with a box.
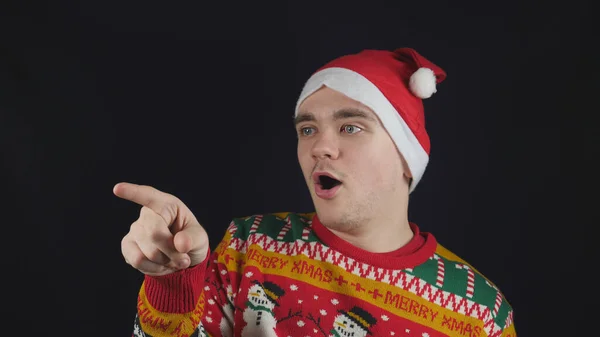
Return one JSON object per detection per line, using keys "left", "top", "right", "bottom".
{"left": 116, "top": 47, "right": 517, "bottom": 337}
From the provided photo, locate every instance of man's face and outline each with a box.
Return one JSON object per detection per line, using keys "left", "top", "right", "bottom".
{"left": 295, "top": 86, "right": 411, "bottom": 231}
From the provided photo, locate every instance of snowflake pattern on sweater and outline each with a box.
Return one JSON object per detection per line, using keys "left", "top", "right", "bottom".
{"left": 131, "top": 212, "right": 516, "bottom": 337}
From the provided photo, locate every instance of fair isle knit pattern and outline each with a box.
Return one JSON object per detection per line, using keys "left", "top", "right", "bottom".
{"left": 131, "top": 212, "right": 516, "bottom": 337}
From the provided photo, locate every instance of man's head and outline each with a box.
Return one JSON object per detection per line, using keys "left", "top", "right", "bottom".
{"left": 295, "top": 86, "right": 412, "bottom": 230}
{"left": 294, "top": 48, "right": 446, "bottom": 230}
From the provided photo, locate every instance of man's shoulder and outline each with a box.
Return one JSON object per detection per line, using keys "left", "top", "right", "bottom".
{"left": 434, "top": 243, "right": 504, "bottom": 293}
{"left": 225, "top": 211, "right": 317, "bottom": 242}
{"left": 433, "top": 242, "right": 515, "bottom": 328}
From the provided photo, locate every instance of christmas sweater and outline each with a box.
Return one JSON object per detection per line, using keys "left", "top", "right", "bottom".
{"left": 132, "top": 212, "right": 516, "bottom": 337}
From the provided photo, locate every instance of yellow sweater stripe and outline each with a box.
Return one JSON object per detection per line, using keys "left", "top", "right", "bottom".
{"left": 137, "top": 283, "right": 206, "bottom": 336}
{"left": 501, "top": 322, "right": 516, "bottom": 337}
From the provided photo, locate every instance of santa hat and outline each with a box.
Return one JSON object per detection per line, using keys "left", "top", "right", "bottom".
{"left": 294, "top": 47, "right": 447, "bottom": 193}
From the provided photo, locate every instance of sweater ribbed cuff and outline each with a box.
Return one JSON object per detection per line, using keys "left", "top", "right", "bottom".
{"left": 143, "top": 252, "right": 209, "bottom": 314}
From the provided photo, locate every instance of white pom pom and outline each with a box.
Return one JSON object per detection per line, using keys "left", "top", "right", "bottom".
{"left": 409, "top": 67, "right": 437, "bottom": 99}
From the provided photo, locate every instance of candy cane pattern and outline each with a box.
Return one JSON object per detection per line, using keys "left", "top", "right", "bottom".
{"left": 430, "top": 254, "right": 445, "bottom": 288}
{"left": 249, "top": 215, "right": 263, "bottom": 234}
{"left": 484, "top": 279, "right": 503, "bottom": 316}
{"left": 301, "top": 226, "right": 310, "bottom": 240}
{"left": 277, "top": 217, "right": 292, "bottom": 240}
{"left": 455, "top": 264, "right": 475, "bottom": 298}
{"left": 492, "top": 290, "right": 503, "bottom": 317}
{"left": 504, "top": 310, "right": 514, "bottom": 328}
{"left": 226, "top": 220, "right": 238, "bottom": 236}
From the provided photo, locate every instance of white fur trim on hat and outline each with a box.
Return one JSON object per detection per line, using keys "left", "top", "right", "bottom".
{"left": 295, "top": 67, "right": 429, "bottom": 193}
{"left": 409, "top": 67, "right": 437, "bottom": 99}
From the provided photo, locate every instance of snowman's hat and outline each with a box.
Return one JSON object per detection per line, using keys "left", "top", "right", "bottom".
{"left": 259, "top": 281, "right": 285, "bottom": 306}
{"left": 338, "top": 306, "right": 377, "bottom": 334}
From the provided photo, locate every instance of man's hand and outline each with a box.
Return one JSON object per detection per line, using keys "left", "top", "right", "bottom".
{"left": 114, "top": 182, "right": 209, "bottom": 276}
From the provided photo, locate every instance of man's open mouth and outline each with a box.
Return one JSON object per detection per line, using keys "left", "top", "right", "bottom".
{"left": 317, "top": 174, "right": 342, "bottom": 190}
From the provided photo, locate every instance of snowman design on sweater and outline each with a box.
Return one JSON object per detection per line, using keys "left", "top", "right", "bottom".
{"left": 219, "top": 284, "right": 235, "bottom": 337}
{"left": 241, "top": 280, "right": 286, "bottom": 337}
{"left": 330, "top": 306, "right": 377, "bottom": 337}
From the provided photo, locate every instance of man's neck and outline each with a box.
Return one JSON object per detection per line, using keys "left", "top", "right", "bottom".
{"left": 327, "top": 215, "right": 414, "bottom": 253}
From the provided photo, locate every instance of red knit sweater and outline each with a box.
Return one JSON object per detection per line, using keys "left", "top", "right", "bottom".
{"left": 132, "top": 212, "right": 516, "bottom": 337}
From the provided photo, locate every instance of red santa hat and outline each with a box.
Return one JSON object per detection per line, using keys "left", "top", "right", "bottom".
{"left": 295, "top": 47, "right": 447, "bottom": 193}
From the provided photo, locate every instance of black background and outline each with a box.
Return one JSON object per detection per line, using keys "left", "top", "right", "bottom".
{"left": 1, "top": 1, "right": 592, "bottom": 336}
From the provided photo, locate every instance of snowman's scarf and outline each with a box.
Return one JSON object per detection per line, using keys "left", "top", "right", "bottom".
{"left": 330, "top": 328, "right": 342, "bottom": 337}
{"left": 245, "top": 301, "right": 274, "bottom": 315}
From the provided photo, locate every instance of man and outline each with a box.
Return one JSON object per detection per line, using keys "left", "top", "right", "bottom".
{"left": 116, "top": 47, "right": 517, "bottom": 337}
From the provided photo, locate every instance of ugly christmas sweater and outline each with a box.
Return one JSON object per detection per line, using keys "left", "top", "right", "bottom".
{"left": 131, "top": 212, "right": 516, "bottom": 337}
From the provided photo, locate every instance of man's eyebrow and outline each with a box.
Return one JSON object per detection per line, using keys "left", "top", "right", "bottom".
{"left": 293, "top": 112, "right": 315, "bottom": 126}
{"left": 332, "top": 108, "right": 377, "bottom": 122}
{"left": 293, "top": 108, "right": 376, "bottom": 126}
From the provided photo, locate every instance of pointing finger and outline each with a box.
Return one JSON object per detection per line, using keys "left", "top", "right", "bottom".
{"left": 113, "top": 182, "right": 179, "bottom": 225}
{"left": 113, "top": 182, "right": 166, "bottom": 207}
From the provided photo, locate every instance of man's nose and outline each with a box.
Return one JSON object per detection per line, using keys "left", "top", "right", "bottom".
{"left": 311, "top": 131, "right": 340, "bottom": 160}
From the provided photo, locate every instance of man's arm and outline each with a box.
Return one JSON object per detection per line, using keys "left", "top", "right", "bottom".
{"left": 113, "top": 182, "right": 236, "bottom": 336}
{"left": 132, "top": 244, "right": 236, "bottom": 337}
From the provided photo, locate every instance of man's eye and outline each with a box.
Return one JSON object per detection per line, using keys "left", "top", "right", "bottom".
{"left": 342, "top": 125, "right": 361, "bottom": 134}
{"left": 300, "top": 127, "right": 314, "bottom": 136}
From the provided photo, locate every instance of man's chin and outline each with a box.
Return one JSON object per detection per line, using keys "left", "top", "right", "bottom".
{"left": 314, "top": 205, "right": 341, "bottom": 226}
{"left": 313, "top": 197, "right": 335, "bottom": 211}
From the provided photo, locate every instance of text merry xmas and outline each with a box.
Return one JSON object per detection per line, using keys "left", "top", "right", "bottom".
{"left": 248, "top": 249, "right": 484, "bottom": 337}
